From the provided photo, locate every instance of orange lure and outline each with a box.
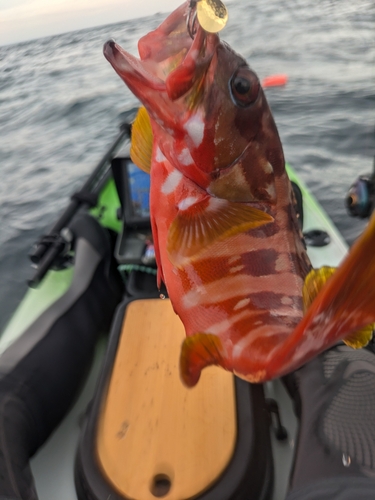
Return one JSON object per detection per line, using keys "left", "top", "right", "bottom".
{"left": 104, "top": 2, "right": 375, "bottom": 386}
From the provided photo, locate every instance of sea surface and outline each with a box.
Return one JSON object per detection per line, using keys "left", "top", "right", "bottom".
{"left": 0, "top": 0, "right": 374, "bottom": 331}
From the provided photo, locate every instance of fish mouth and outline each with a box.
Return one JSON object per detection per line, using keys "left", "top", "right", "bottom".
{"left": 103, "top": 2, "right": 219, "bottom": 109}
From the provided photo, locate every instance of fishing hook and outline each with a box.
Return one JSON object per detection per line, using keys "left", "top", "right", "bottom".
{"left": 187, "top": 1, "right": 198, "bottom": 39}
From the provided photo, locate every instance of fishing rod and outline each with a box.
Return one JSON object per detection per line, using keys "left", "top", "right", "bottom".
{"left": 28, "top": 112, "right": 136, "bottom": 288}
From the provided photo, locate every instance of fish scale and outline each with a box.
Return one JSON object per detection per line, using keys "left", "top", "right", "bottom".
{"left": 150, "top": 163, "right": 308, "bottom": 375}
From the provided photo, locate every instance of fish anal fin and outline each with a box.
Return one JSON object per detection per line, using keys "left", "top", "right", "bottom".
{"left": 302, "top": 266, "right": 336, "bottom": 312}
{"left": 130, "top": 106, "right": 153, "bottom": 174}
{"left": 343, "top": 324, "right": 374, "bottom": 349}
{"left": 167, "top": 197, "right": 273, "bottom": 267}
{"left": 180, "top": 333, "right": 227, "bottom": 387}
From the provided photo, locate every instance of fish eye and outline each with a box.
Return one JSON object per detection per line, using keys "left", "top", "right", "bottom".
{"left": 230, "top": 66, "right": 260, "bottom": 108}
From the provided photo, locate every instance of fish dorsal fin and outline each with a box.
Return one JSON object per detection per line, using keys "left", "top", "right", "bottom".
{"left": 130, "top": 106, "right": 153, "bottom": 174}
{"left": 303, "top": 267, "right": 373, "bottom": 349}
{"left": 167, "top": 197, "right": 274, "bottom": 267}
{"left": 180, "top": 333, "right": 228, "bottom": 387}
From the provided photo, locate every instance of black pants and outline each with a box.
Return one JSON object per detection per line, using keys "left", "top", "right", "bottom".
{"left": 284, "top": 344, "right": 375, "bottom": 500}
{"left": 0, "top": 215, "right": 122, "bottom": 500}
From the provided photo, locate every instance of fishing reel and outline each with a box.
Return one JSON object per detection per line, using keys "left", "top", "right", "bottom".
{"left": 346, "top": 175, "right": 375, "bottom": 219}
{"left": 346, "top": 156, "right": 375, "bottom": 219}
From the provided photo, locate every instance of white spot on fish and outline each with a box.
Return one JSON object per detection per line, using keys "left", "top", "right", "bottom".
{"left": 208, "top": 319, "right": 232, "bottom": 335}
{"left": 264, "top": 182, "right": 276, "bottom": 198}
{"left": 233, "top": 298, "right": 251, "bottom": 310}
{"left": 178, "top": 196, "right": 199, "bottom": 211}
{"left": 264, "top": 162, "right": 273, "bottom": 174}
{"left": 208, "top": 309, "right": 251, "bottom": 334}
{"left": 155, "top": 117, "right": 165, "bottom": 128}
{"left": 161, "top": 169, "right": 183, "bottom": 194}
{"left": 191, "top": 273, "right": 304, "bottom": 306}
{"left": 178, "top": 148, "right": 194, "bottom": 166}
{"left": 281, "top": 296, "right": 293, "bottom": 305}
{"left": 207, "top": 197, "right": 226, "bottom": 212}
{"left": 275, "top": 254, "right": 290, "bottom": 272}
{"left": 155, "top": 147, "right": 166, "bottom": 163}
{"left": 228, "top": 255, "right": 241, "bottom": 265}
{"left": 184, "top": 113, "right": 205, "bottom": 147}
{"left": 214, "top": 118, "right": 225, "bottom": 146}
{"left": 190, "top": 49, "right": 199, "bottom": 61}
{"left": 233, "top": 325, "right": 284, "bottom": 359}
{"left": 182, "top": 289, "right": 201, "bottom": 308}
{"left": 230, "top": 265, "right": 245, "bottom": 274}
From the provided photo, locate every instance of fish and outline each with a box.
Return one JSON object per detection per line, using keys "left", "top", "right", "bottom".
{"left": 104, "top": 1, "right": 375, "bottom": 386}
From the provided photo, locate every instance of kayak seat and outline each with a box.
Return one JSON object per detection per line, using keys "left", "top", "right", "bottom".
{"left": 0, "top": 214, "right": 122, "bottom": 500}
{"left": 75, "top": 297, "right": 274, "bottom": 500}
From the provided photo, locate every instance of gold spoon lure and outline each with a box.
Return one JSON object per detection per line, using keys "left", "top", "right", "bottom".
{"left": 187, "top": 0, "right": 228, "bottom": 38}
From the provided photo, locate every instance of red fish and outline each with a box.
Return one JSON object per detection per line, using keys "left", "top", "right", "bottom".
{"left": 104, "top": 2, "right": 375, "bottom": 386}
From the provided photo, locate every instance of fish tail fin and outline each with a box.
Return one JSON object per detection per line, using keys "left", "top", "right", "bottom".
{"left": 273, "top": 212, "right": 375, "bottom": 375}
{"left": 180, "top": 333, "right": 228, "bottom": 387}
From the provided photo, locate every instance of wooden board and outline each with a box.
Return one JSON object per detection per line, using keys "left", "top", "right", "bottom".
{"left": 96, "top": 298, "right": 237, "bottom": 499}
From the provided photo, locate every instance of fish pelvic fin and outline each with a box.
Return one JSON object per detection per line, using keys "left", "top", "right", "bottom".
{"left": 130, "top": 106, "right": 153, "bottom": 174}
{"left": 167, "top": 197, "right": 273, "bottom": 267}
{"left": 180, "top": 333, "right": 228, "bottom": 387}
{"left": 303, "top": 266, "right": 374, "bottom": 349}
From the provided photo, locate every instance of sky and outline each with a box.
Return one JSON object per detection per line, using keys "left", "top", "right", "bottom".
{"left": 0, "top": 0, "right": 178, "bottom": 46}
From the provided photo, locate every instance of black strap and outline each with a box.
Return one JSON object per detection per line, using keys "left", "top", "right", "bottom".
{"left": 71, "top": 190, "right": 98, "bottom": 207}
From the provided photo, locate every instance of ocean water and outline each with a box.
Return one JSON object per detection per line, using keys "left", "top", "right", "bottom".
{"left": 0, "top": 0, "right": 374, "bottom": 331}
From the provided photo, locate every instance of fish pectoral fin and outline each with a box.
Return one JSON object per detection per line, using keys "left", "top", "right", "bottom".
{"left": 343, "top": 324, "right": 374, "bottom": 349}
{"left": 302, "top": 266, "right": 337, "bottom": 312}
{"left": 130, "top": 106, "right": 153, "bottom": 174}
{"left": 180, "top": 333, "right": 228, "bottom": 387}
{"left": 167, "top": 197, "right": 273, "bottom": 266}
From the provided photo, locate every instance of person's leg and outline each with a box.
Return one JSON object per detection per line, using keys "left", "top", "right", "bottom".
{"left": 284, "top": 343, "right": 375, "bottom": 499}
{"left": 0, "top": 216, "right": 122, "bottom": 499}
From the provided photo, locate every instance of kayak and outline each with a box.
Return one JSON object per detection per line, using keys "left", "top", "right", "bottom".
{"left": 0, "top": 110, "right": 348, "bottom": 500}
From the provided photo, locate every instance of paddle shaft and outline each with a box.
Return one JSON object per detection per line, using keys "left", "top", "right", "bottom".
{"left": 28, "top": 122, "right": 131, "bottom": 288}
